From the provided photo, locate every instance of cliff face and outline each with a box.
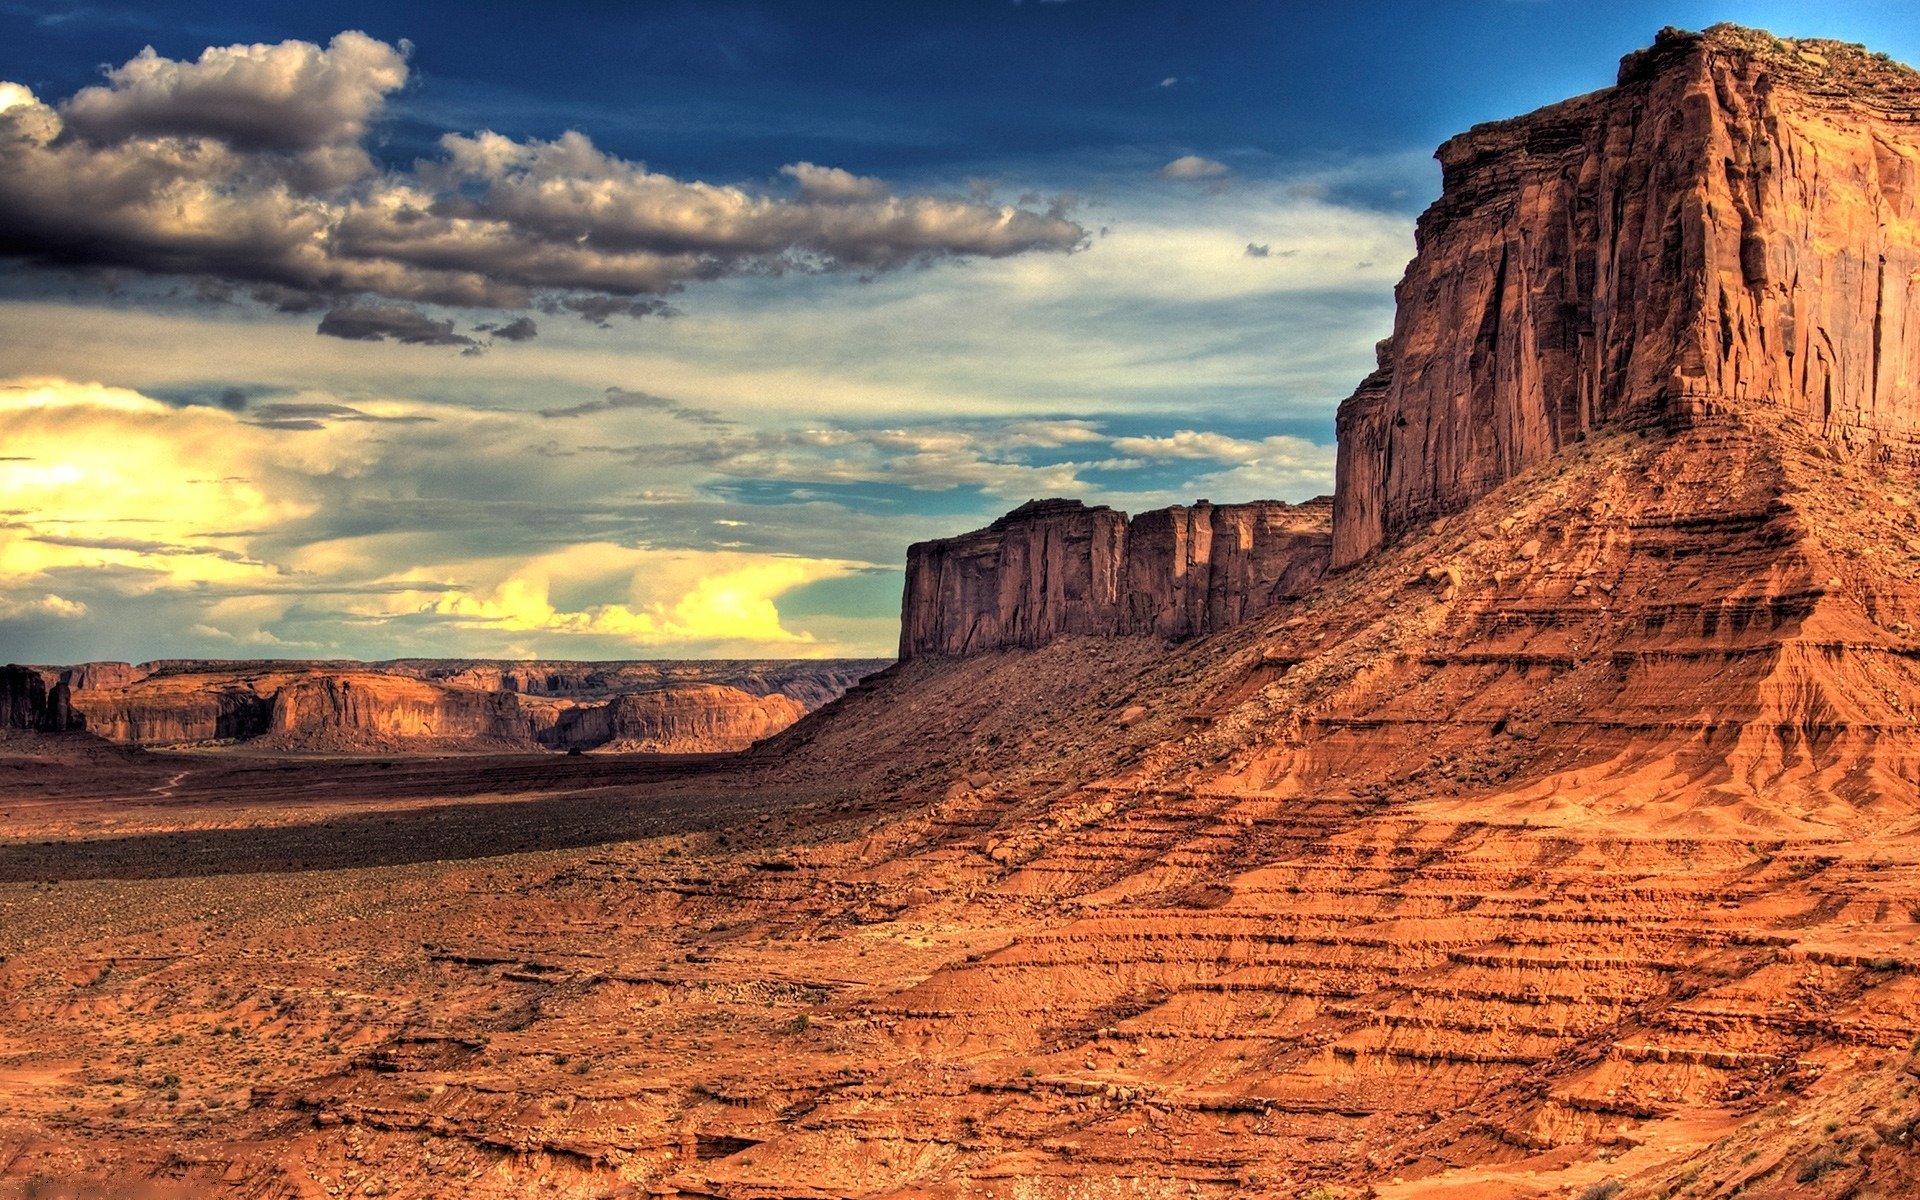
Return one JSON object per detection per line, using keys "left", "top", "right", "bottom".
{"left": 900, "top": 496, "right": 1331, "bottom": 658}
{"left": 262, "top": 674, "right": 532, "bottom": 749}
{"left": 0, "top": 659, "right": 886, "bottom": 753}
{"left": 545, "top": 686, "right": 808, "bottom": 753}
{"left": 1334, "top": 24, "right": 1920, "bottom": 566}
{"left": 0, "top": 666, "right": 69, "bottom": 732}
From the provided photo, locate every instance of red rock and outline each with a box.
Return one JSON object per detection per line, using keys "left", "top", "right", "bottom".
{"left": 1334, "top": 24, "right": 1920, "bottom": 567}
{"left": 900, "top": 497, "right": 1331, "bottom": 658}
{"left": 13, "top": 659, "right": 884, "bottom": 753}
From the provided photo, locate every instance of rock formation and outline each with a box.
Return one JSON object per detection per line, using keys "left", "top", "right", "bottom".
{"left": 0, "top": 665, "right": 67, "bottom": 732}
{"left": 13, "top": 26, "right": 1920, "bottom": 1200}
{"left": 0, "top": 659, "right": 885, "bottom": 753}
{"left": 1335, "top": 24, "right": 1920, "bottom": 566}
{"left": 900, "top": 497, "right": 1331, "bottom": 657}
{"left": 543, "top": 684, "right": 808, "bottom": 753}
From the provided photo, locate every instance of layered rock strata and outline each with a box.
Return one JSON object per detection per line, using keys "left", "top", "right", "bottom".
{"left": 1334, "top": 24, "right": 1920, "bottom": 566}
{"left": 0, "top": 659, "right": 884, "bottom": 753}
{"left": 900, "top": 496, "right": 1331, "bottom": 657}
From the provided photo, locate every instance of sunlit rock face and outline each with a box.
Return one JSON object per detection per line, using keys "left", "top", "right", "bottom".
{"left": 1334, "top": 24, "right": 1920, "bottom": 567}
{"left": 899, "top": 496, "right": 1331, "bottom": 658}
{"left": 0, "top": 659, "right": 884, "bottom": 753}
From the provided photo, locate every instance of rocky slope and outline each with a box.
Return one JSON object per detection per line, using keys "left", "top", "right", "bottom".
{"left": 1334, "top": 24, "right": 1920, "bottom": 566}
{"left": 0, "top": 659, "right": 885, "bottom": 753}
{"left": 901, "top": 496, "right": 1331, "bottom": 657}
{"left": 3, "top": 22, "right": 1920, "bottom": 1200}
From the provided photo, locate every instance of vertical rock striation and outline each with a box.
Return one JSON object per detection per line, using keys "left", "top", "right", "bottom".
{"left": 1334, "top": 24, "right": 1920, "bottom": 566}
{"left": 900, "top": 497, "right": 1331, "bottom": 658}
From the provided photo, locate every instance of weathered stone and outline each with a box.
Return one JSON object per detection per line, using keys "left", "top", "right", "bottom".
{"left": 900, "top": 497, "right": 1331, "bottom": 658}
{"left": 1334, "top": 24, "right": 1920, "bottom": 566}
{"left": 1, "top": 660, "right": 880, "bottom": 753}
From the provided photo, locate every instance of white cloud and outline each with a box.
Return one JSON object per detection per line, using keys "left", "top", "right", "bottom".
{"left": 1158, "top": 154, "right": 1229, "bottom": 181}
{"left": 0, "top": 33, "right": 1087, "bottom": 323}
{"left": 0, "top": 592, "right": 86, "bottom": 620}
{"left": 61, "top": 31, "right": 408, "bottom": 188}
{"left": 781, "top": 161, "right": 890, "bottom": 203}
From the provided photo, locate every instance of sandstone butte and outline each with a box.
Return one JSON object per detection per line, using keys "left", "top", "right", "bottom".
{"left": 5, "top": 22, "right": 1920, "bottom": 1200}
{"left": 0, "top": 659, "right": 887, "bottom": 754}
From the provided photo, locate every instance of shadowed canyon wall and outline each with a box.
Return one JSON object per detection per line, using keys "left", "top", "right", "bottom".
{"left": 1334, "top": 24, "right": 1920, "bottom": 566}
{"left": 899, "top": 497, "right": 1332, "bottom": 658}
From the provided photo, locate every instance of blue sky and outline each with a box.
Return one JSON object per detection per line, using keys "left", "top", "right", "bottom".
{"left": 0, "top": 1, "right": 1913, "bottom": 662}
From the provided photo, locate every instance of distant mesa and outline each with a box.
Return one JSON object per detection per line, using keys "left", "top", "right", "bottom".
{"left": 899, "top": 496, "right": 1331, "bottom": 658}
{"left": 0, "top": 659, "right": 887, "bottom": 754}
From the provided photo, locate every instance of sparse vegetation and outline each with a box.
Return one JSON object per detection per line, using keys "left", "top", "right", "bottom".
{"left": 1796, "top": 1147, "right": 1846, "bottom": 1183}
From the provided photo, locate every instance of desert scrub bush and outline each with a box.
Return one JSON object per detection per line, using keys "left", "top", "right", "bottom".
{"left": 1578, "top": 1182, "right": 1623, "bottom": 1200}
{"left": 1795, "top": 1147, "right": 1846, "bottom": 1183}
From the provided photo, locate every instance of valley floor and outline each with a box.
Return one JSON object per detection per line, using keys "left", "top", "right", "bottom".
{"left": 6, "top": 422, "right": 1920, "bottom": 1199}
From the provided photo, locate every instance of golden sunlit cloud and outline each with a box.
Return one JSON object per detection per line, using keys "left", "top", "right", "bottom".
{"left": 0, "top": 378, "right": 875, "bottom": 657}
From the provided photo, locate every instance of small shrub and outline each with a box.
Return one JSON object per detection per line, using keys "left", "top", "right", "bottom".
{"left": 1796, "top": 1147, "right": 1845, "bottom": 1183}
{"left": 1578, "top": 1183, "right": 1623, "bottom": 1200}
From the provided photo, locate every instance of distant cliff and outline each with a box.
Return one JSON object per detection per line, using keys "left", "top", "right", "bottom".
{"left": 1334, "top": 24, "right": 1920, "bottom": 566}
{"left": 0, "top": 659, "right": 886, "bottom": 753}
{"left": 899, "top": 497, "right": 1331, "bottom": 658}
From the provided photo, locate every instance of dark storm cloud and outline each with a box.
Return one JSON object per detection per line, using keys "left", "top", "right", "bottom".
{"left": 0, "top": 32, "right": 1087, "bottom": 332}
{"left": 316, "top": 299, "right": 476, "bottom": 346}
{"left": 474, "top": 315, "right": 538, "bottom": 341}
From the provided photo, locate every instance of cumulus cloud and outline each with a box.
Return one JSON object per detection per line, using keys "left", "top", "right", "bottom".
{"left": 1108, "top": 430, "right": 1336, "bottom": 499}
{"left": 430, "top": 547, "right": 845, "bottom": 646}
{"left": 0, "top": 377, "right": 881, "bottom": 657}
{"left": 0, "top": 592, "right": 87, "bottom": 620}
{"left": 781, "top": 161, "right": 890, "bottom": 203}
{"left": 60, "top": 31, "right": 408, "bottom": 189}
{"left": 1159, "top": 154, "right": 1229, "bottom": 181}
{"left": 0, "top": 33, "right": 1086, "bottom": 335}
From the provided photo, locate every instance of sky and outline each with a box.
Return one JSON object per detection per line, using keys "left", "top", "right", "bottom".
{"left": 0, "top": 0, "right": 1914, "bottom": 664}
